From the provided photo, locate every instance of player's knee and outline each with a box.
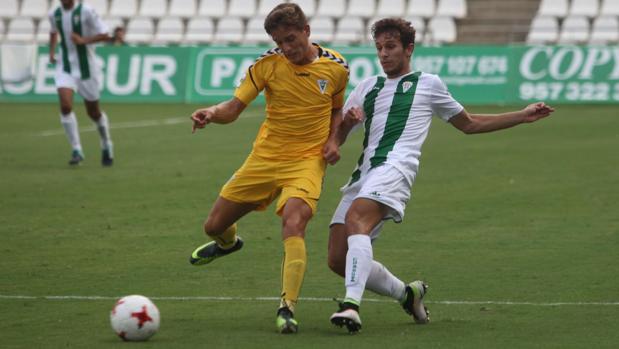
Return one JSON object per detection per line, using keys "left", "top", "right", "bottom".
{"left": 282, "top": 214, "right": 307, "bottom": 236}
{"left": 87, "top": 111, "right": 102, "bottom": 120}
{"left": 60, "top": 105, "right": 72, "bottom": 115}
{"left": 85, "top": 107, "right": 101, "bottom": 120}
{"left": 344, "top": 210, "right": 366, "bottom": 232}
{"left": 345, "top": 207, "right": 361, "bottom": 222}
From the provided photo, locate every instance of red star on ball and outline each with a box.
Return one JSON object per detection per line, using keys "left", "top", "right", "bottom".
{"left": 131, "top": 305, "right": 153, "bottom": 329}
{"left": 111, "top": 300, "right": 124, "bottom": 315}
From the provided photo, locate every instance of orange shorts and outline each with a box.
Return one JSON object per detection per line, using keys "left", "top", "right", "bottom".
{"left": 220, "top": 153, "right": 326, "bottom": 215}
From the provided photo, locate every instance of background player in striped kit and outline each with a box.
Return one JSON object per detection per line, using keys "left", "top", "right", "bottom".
{"left": 328, "top": 17, "right": 555, "bottom": 333}
{"left": 48, "top": 0, "right": 113, "bottom": 166}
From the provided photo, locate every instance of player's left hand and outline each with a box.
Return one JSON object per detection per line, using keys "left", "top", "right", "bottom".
{"left": 343, "top": 107, "right": 364, "bottom": 127}
{"left": 523, "top": 102, "right": 555, "bottom": 122}
{"left": 323, "top": 139, "right": 340, "bottom": 165}
{"left": 71, "top": 33, "right": 86, "bottom": 45}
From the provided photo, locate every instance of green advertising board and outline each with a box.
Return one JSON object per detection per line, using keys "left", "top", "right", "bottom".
{"left": 411, "top": 45, "right": 511, "bottom": 104}
{"left": 1, "top": 44, "right": 619, "bottom": 104}
{"left": 514, "top": 45, "right": 619, "bottom": 103}
{"left": 186, "top": 45, "right": 512, "bottom": 104}
{"left": 0, "top": 46, "right": 190, "bottom": 102}
{"left": 188, "top": 46, "right": 262, "bottom": 104}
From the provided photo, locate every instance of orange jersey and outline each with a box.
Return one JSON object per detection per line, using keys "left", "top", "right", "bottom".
{"left": 234, "top": 45, "right": 349, "bottom": 160}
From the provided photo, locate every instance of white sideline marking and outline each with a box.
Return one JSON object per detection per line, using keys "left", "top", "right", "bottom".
{"left": 39, "top": 117, "right": 187, "bottom": 136}
{"left": 1, "top": 295, "right": 617, "bottom": 306}
{"left": 38, "top": 113, "right": 263, "bottom": 137}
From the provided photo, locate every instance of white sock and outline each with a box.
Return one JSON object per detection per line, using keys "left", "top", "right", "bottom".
{"left": 60, "top": 112, "right": 82, "bottom": 152}
{"left": 344, "top": 234, "right": 373, "bottom": 304}
{"left": 95, "top": 111, "right": 113, "bottom": 155}
{"left": 366, "top": 261, "right": 407, "bottom": 302}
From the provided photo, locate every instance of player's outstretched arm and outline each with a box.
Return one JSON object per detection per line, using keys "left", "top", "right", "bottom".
{"left": 191, "top": 97, "right": 247, "bottom": 133}
{"left": 71, "top": 32, "right": 110, "bottom": 45}
{"left": 449, "top": 102, "right": 554, "bottom": 134}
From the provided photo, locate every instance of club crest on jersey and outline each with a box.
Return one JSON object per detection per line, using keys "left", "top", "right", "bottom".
{"left": 402, "top": 81, "right": 413, "bottom": 93}
{"left": 317, "top": 79, "right": 328, "bottom": 94}
{"left": 73, "top": 15, "right": 80, "bottom": 25}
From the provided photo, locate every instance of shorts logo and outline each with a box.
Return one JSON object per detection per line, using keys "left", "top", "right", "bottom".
{"left": 317, "top": 79, "right": 328, "bottom": 94}
{"left": 369, "top": 191, "right": 381, "bottom": 197}
{"left": 402, "top": 81, "right": 413, "bottom": 93}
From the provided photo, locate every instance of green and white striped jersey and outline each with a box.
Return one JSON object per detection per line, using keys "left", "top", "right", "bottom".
{"left": 48, "top": 3, "right": 108, "bottom": 79}
{"left": 344, "top": 72, "right": 464, "bottom": 187}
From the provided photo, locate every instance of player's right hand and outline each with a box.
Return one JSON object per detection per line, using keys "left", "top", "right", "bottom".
{"left": 190, "top": 108, "right": 212, "bottom": 133}
{"left": 49, "top": 55, "right": 56, "bottom": 65}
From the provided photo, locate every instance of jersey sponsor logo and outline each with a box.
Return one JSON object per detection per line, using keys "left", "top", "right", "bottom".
{"left": 317, "top": 79, "right": 328, "bottom": 94}
{"left": 402, "top": 81, "right": 413, "bottom": 93}
{"left": 295, "top": 72, "right": 310, "bottom": 77}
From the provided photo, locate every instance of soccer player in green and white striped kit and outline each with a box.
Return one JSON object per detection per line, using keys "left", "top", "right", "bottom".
{"left": 48, "top": 0, "right": 113, "bottom": 166}
{"left": 328, "top": 18, "right": 555, "bottom": 333}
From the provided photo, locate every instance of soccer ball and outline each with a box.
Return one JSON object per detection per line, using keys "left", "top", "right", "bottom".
{"left": 110, "top": 295, "right": 160, "bottom": 341}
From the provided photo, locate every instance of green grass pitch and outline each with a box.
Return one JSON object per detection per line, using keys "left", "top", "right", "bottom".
{"left": 0, "top": 102, "right": 618, "bottom": 348}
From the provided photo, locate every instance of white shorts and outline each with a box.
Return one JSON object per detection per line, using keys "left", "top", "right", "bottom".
{"left": 55, "top": 70, "right": 101, "bottom": 101}
{"left": 329, "top": 164, "right": 414, "bottom": 239}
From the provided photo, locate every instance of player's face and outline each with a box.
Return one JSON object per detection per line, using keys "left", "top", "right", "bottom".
{"left": 269, "top": 25, "right": 313, "bottom": 65}
{"left": 374, "top": 31, "right": 414, "bottom": 78}
{"left": 59, "top": 0, "right": 74, "bottom": 9}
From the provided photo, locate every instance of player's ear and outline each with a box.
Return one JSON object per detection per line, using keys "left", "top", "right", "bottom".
{"left": 304, "top": 24, "right": 311, "bottom": 38}
{"left": 407, "top": 43, "right": 415, "bottom": 56}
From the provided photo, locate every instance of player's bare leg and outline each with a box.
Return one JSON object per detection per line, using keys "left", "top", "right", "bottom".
{"left": 58, "top": 87, "right": 73, "bottom": 116}
{"left": 84, "top": 99, "right": 113, "bottom": 166}
{"left": 276, "top": 197, "right": 312, "bottom": 334}
{"left": 189, "top": 197, "right": 257, "bottom": 265}
{"left": 57, "top": 88, "right": 83, "bottom": 165}
{"left": 327, "top": 223, "right": 348, "bottom": 277}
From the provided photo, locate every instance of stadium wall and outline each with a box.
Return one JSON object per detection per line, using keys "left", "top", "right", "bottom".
{"left": 1, "top": 45, "right": 618, "bottom": 104}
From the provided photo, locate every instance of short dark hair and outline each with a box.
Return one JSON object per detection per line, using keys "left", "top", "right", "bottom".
{"left": 264, "top": 3, "right": 307, "bottom": 34}
{"left": 371, "top": 18, "right": 416, "bottom": 46}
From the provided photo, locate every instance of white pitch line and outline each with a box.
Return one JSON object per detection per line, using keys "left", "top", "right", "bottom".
{"left": 1, "top": 295, "right": 617, "bottom": 306}
{"left": 38, "top": 113, "right": 264, "bottom": 137}
{"left": 38, "top": 117, "right": 187, "bottom": 137}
